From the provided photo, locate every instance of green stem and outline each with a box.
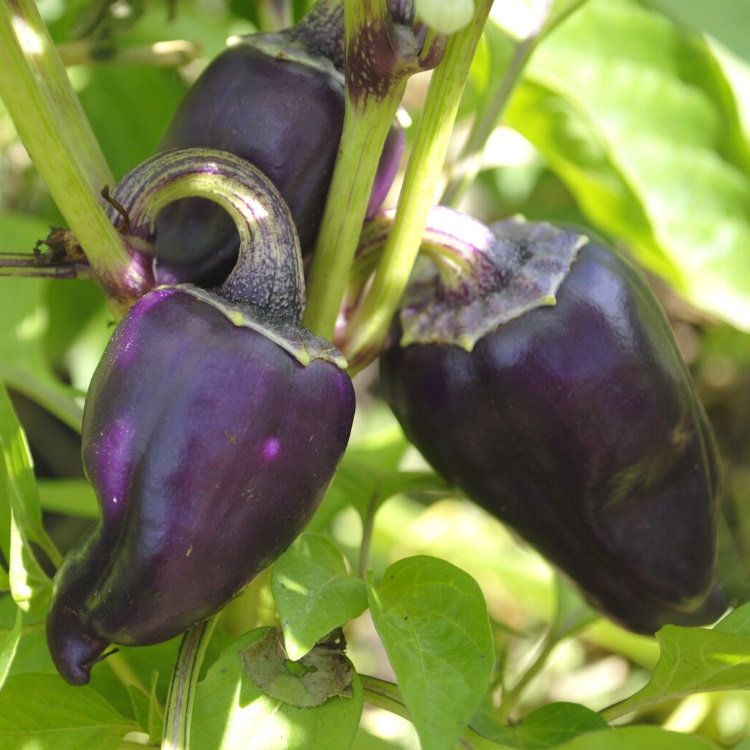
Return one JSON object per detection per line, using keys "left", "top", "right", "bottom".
{"left": 302, "top": 0, "right": 407, "bottom": 339}
{"left": 0, "top": 0, "right": 152, "bottom": 312}
{"left": 497, "top": 630, "right": 558, "bottom": 722}
{"left": 0, "top": 255, "right": 90, "bottom": 281}
{"left": 344, "top": 0, "right": 494, "bottom": 372}
{"left": 162, "top": 617, "right": 217, "bottom": 750}
{"left": 441, "top": 31, "right": 541, "bottom": 207}
{"left": 360, "top": 674, "right": 504, "bottom": 750}
{"left": 442, "top": 0, "right": 589, "bottom": 208}
{"left": 361, "top": 673, "right": 412, "bottom": 721}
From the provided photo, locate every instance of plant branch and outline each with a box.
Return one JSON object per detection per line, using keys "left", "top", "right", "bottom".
{"left": 0, "top": 254, "right": 91, "bottom": 280}
{"left": 343, "top": 0, "right": 494, "bottom": 372}
{"left": 0, "top": 0, "right": 153, "bottom": 313}
{"left": 361, "top": 673, "right": 507, "bottom": 750}
{"left": 302, "top": 0, "right": 445, "bottom": 340}
{"left": 162, "top": 617, "right": 217, "bottom": 750}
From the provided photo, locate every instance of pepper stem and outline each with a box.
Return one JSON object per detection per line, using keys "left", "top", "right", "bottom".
{"left": 340, "top": 0, "right": 494, "bottom": 372}
{"left": 302, "top": 0, "right": 447, "bottom": 340}
{"left": 106, "top": 148, "right": 305, "bottom": 325}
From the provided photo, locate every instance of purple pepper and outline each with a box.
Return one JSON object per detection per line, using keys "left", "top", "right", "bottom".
{"left": 46, "top": 149, "right": 356, "bottom": 685}
{"left": 154, "top": 0, "right": 405, "bottom": 287}
{"left": 379, "top": 211, "right": 725, "bottom": 634}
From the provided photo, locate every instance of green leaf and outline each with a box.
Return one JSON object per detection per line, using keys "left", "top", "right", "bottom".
{"left": 272, "top": 533, "right": 368, "bottom": 660}
{"left": 367, "top": 555, "right": 494, "bottom": 750}
{"left": 0, "top": 383, "right": 55, "bottom": 612}
{"left": 513, "top": 703, "right": 610, "bottom": 747}
{"left": 472, "top": 702, "right": 609, "bottom": 748}
{"left": 553, "top": 725, "right": 722, "bottom": 750}
{"left": 192, "top": 628, "right": 364, "bottom": 750}
{"left": 644, "top": 0, "right": 750, "bottom": 65}
{"left": 128, "top": 671, "right": 163, "bottom": 746}
{"left": 9, "top": 505, "right": 52, "bottom": 615}
{"left": 77, "top": 66, "right": 186, "bottom": 180}
{"left": 127, "top": 685, "right": 149, "bottom": 735}
{"left": 0, "top": 606, "right": 22, "bottom": 691}
{"left": 508, "top": 0, "right": 750, "bottom": 330}
{"left": 713, "top": 600, "right": 750, "bottom": 635}
{"left": 603, "top": 602, "right": 750, "bottom": 720}
{"left": 0, "top": 673, "right": 138, "bottom": 750}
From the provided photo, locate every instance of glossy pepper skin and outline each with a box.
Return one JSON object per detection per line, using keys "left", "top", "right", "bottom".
{"left": 380, "top": 223, "right": 724, "bottom": 634}
{"left": 47, "top": 287, "right": 355, "bottom": 685}
{"left": 154, "top": 26, "right": 405, "bottom": 286}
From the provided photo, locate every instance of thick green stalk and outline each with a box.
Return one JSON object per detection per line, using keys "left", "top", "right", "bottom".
{"left": 302, "top": 0, "right": 403, "bottom": 339}
{"left": 344, "top": 0, "right": 494, "bottom": 371}
{"left": 302, "top": 91, "right": 404, "bottom": 338}
{"left": 303, "top": 0, "right": 445, "bottom": 339}
{"left": 0, "top": 0, "right": 152, "bottom": 312}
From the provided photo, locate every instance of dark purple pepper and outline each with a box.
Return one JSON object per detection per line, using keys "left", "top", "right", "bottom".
{"left": 379, "top": 211, "right": 725, "bottom": 634}
{"left": 46, "top": 149, "right": 356, "bottom": 685}
{"left": 153, "top": 0, "right": 405, "bottom": 287}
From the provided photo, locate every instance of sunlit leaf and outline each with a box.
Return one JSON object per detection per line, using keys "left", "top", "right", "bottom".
{"left": 603, "top": 602, "right": 750, "bottom": 719}
{"left": 192, "top": 628, "right": 363, "bottom": 750}
{"left": 509, "top": 0, "right": 750, "bottom": 329}
{"left": 0, "top": 673, "right": 137, "bottom": 750}
{"left": 367, "top": 556, "right": 494, "bottom": 750}
{"left": 553, "top": 725, "right": 722, "bottom": 750}
{"left": 272, "top": 533, "right": 368, "bottom": 660}
{"left": 0, "top": 606, "right": 22, "bottom": 692}
{"left": 0, "top": 215, "right": 83, "bottom": 431}
{"left": 472, "top": 701, "right": 609, "bottom": 747}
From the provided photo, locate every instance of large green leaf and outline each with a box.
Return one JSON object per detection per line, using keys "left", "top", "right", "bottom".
{"left": 508, "top": 0, "right": 750, "bottom": 329}
{"left": 77, "top": 66, "right": 186, "bottom": 180}
{"left": 554, "top": 726, "right": 721, "bottom": 750}
{"left": 644, "top": 0, "right": 750, "bottom": 65}
{"left": 468, "top": 701, "right": 609, "bottom": 748}
{"left": 128, "top": 671, "right": 163, "bottom": 746}
{"left": 0, "top": 607, "right": 22, "bottom": 692}
{"left": 272, "top": 533, "right": 368, "bottom": 660}
{"left": 602, "top": 602, "right": 750, "bottom": 720}
{"left": 0, "top": 384, "right": 55, "bottom": 613}
{"left": 367, "top": 556, "right": 494, "bottom": 750}
{"left": 0, "top": 673, "right": 137, "bottom": 750}
{"left": 192, "top": 628, "right": 363, "bottom": 750}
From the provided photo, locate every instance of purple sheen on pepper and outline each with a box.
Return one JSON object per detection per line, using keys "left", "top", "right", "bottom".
{"left": 47, "top": 288, "right": 355, "bottom": 685}
{"left": 380, "top": 219, "right": 724, "bottom": 634}
{"left": 152, "top": 14, "right": 405, "bottom": 287}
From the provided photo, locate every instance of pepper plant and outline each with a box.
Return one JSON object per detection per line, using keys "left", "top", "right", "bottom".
{"left": 2, "top": 1, "right": 750, "bottom": 749}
